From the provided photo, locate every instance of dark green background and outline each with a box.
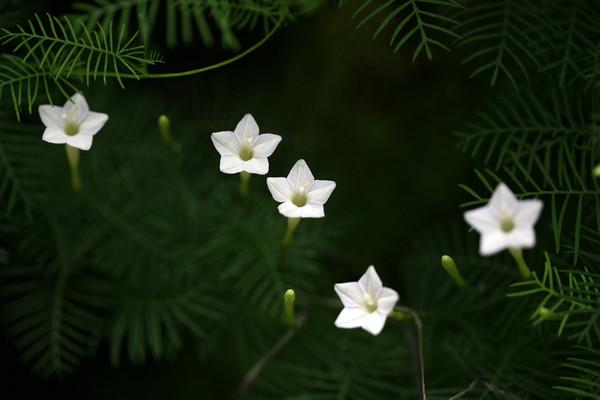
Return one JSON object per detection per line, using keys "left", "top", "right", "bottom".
{"left": 1, "top": 2, "right": 491, "bottom": 398}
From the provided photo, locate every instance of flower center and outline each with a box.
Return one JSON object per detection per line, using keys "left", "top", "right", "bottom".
{"left": 239, "top": 146, "right": 253, "bottom": 161}
{"left": 292, "top": 192, "right": 307, "bottom": 207}
{"left": 64, "top": 122, "right": 79, "bottom": 136}
{"left": 292, "top": 185, "right": 309, "bottom": 207}
{"left": 364, "top": 295, "right": 378, "bottom": 313}
{"left": 500, "top": 218, "right": 515, "bottom": 233}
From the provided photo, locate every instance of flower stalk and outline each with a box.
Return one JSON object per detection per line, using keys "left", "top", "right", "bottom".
{"left": 509, "top": 247, "right": 532, "bottom": 280}
{"left": 65, "top": 144, "right": 81, "bottom": 192}
{"left": 395, "top": 306, "right": 427, "bottom": 400}
{"left": 282, "top": 217, "right": 300, "bottom": 247}
{"left": 240, "top": 171, "right": 251, "bottom": 198}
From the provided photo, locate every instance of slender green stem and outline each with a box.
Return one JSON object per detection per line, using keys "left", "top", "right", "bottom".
{"left": 509, "top": 248, "right": 532, "bottom": 280}
{"left": 395, "top": 306, "right": 427, "bottom": 400}
{"left": 240, "top": 171, "right": 251, "bottom": 198}
{"left": 238, "top": 313, "right": 307, "bottom": 397}
{"left": 65, "top": 144, "right": 81, "bottom": 192}
{"left": 449, "top": 377, "right": 523, "bottom": 400}
{"left": 282, "top": 217, "right": 300, "bottom": 247}
{"left": 72, "top": 18, "right": 283, "bottom": 81}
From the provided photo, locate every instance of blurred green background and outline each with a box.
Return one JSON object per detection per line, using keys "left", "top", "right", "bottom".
{"left": 1, "top": 2, "right": 495, "bottom": 398}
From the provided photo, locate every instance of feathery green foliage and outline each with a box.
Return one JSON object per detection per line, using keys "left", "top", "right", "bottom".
{"left": 460, "top": 155, "right": 599, "bottom": 266}
{"left": 0, "top": 112, "right": 49, "bottom": 218}
{"left": 556, "top": 346, "right": 600, "bottom": 399}
{"left": 538, "top": 0, "right": 600, "bottom": 88}
{"left": 1, "top": 0, "right": 600, "bottom": 398}
{"left": 339, "top": 0, "right": 464, "bottom": 61}
{"left": 70, "top": 0, "right": 318, "bottom": 49}
{"left": 453, "top": 0, "right": 546, "bottom": 89}
{"left": 510, "top": 255, "right": 600, "bottom": 346}
{"left": 455, "top": 85, "right": 592, "bottom": 173}
{"left": 0, "top": 14, "right": 159, "bottom": 119}
{"left": 0, "top": 217, "right": 109, "bottom": 377}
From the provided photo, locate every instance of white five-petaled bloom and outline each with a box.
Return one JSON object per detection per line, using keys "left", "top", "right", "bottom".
{"left": 464, "top": 183, "right": 543, "bottom": 256}
{"left": 334, "top": 266, "right": 399, "bottom": 336}
{"left": 211, "top": 114, "right": 282, "bottom": 175}
{"left": 38, "top": 93, "right": 108, "bottom": 151}
{"left": 267, "top": 159, "right": 336, "bottom": 218}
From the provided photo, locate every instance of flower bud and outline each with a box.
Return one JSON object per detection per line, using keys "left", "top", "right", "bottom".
{"left": 441, "top": 255, "right": 466, "bottom": 288}
{"left": 284, "top": 289, "right": 296, "bottom": 328}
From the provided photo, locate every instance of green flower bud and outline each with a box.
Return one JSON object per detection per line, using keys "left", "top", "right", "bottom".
{"left": 441, "top": 255, "right": 466, "bottom": 288}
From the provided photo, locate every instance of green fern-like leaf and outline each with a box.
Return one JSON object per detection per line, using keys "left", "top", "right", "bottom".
{"left": 538, "top": 0, "right": 600, "bottom": 87}
{"left": 454, "top": 0, "right": 547, "bottom": 89}
{"left": 251, "top": 325, "right": 411, "bottom": 399}
{"left": 71, "top": 0, "right": 297, "bottom": 50}
{"left": 455, "top": 86, "right": 592, "bottom": 172}
{"left": 555, "top": 346, "right": 600, "bottom": 399}
{"left": 0, "top": 221, "right": 109, "bottom": 378}
{"left": 509, "top": 255, "right": 600, "bottom": 346}
{"left": 340, "top": 0, "right": 464, "bottom": 61}
{"left": 0, "top": 14, "right": 159, "bottom": 118}
{"left": 581, "top": 44, "right": 600, "bottom": 91}
{"left": 0, "top": 54, "right": 78, "bottom": 120}
{"left": 461, "top": 134, "right": 598, "bottom": 265}
{"left": 108, "top": 274, "right": 230, "bottom": 365}
{"left": 0, "top": 113, "right": 49, "bottom": 217}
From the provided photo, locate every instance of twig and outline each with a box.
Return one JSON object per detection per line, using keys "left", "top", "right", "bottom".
{"left": 449, "top": 377, "right": 523, "bottom": 400}
{"left": 238, "top": 312, "right": 307, "bottom": 397}
{"left": 396, "top": 306, "right": 427, "bottom": 400}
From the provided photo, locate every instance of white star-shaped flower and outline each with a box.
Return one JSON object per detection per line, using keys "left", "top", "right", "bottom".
{"left": 211, "top": 113, "right": 282, "bottom": 175}
{"left": 334, "top": 266, "right": 399, "bottom": 336}
{"left": 464, "top": 183, "right": 543, "bottom": 256}
{"left": 266, "top": 159, "right": 336, "bottom": 218}
{"left": 38, "top": 93, "right": 108, "bottom": 151}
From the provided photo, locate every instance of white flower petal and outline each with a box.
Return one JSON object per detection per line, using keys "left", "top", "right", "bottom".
{"left": 38, "top": 105, "right": 65, "bottom": 129}
{"left": 267, "top": 177, "right": 293, "bottom": 202}
{"left": 358, "top": 266, "right": 383, "bottom": 297}
{"left": 277, "top": 202, "right": 324, "bottom": 218}
{"left": 307, "top": 180, "right": 336, "bottom": 205}
{"left": 514, "top": 199, "right": 543, "bottom": 227}
{"left": 489, "top": 183, "right": 518, "bottom": 216}
{"left": 505, "top": 227, "right": 536, "bottom": 249}
{"left": 63, "top": 93, "right": 89, "bottom": 124}
{"left": 219, "top": 155, "right": 244, "bottom": 174}
{"left": 253, "top": 134, "right": 281, "bottom": 157}
{"left": 211, "top": 131, "right": 240, "bottom": 156}
{"left": 277, "top": 202, "right": 302, "bottom": 218}
{"left": 464, "top": 206, "right": 498, "bottom": 234}
{"left": 234, "top": 113, "right": 259, "bottom": 142}
{"left": 287, "top": 159, "right": 315, "bottom": 190}
{"left": 66, "top": 134, "right": 93, "bottom": 151}
{"left": 298, "top": 204, "right": 324, "bottom": 218}
{"left": 334, "top": 282, "right": 365, "bottom": 307}
{"left": 79, "top": 112, "right": 108, "bottom": 136}
{"left": 377, "top": 287, "right": 399, "bottom": 314}
{"left": 361, "top": 312, "right": 388, "bottom": 335}
{"left": 243, "top": 157, "right": 269, "bottom": 175}
{"left": 334, "top": 308, "right": 368, "bottom": 329}
{"left": 479, "top": 231, "right": 510, "bottom": 256}
{"left": 42, "top": 128, "right": 68, "bottom": 144}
